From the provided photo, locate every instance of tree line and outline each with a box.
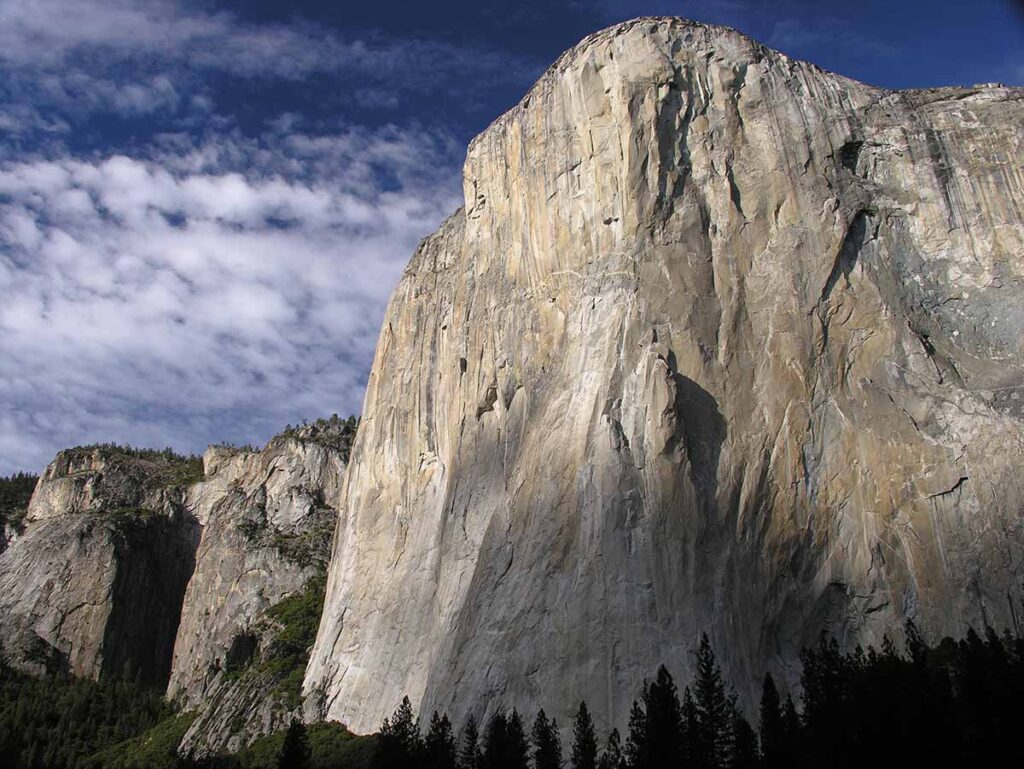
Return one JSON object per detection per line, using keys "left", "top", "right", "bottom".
{"left": 370, "top": 625, "right": 1024, "bottom": 769}
{"left": 0, "top": 472, "right": 38, "bottom": 534}
{"left": 0, "top": 652, "right": 174, "bottom": 769}
{"left": 3, "top": 622, "right": 1024, "bottom": 767}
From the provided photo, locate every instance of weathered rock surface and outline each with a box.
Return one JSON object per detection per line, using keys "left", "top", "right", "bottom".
{"left": 305, "top": 17, "right": 1024, "bottom": 734}
{"left": 0, "top": 448, "right": 200, "bottom": 686}
{"left": 170, "top": 418, "right": 354, "bottom": 756}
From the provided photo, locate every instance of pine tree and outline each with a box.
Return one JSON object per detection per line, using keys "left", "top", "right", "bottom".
{"left": 376, "top": 696, "right": 422, "bottom": 768}
{"left": 278, "top": 719, "right": 311, "bottom": 769}
{"left": 460, "top": 715, "right": 483, "bottom": 769}
{"left": 425, "top": 711, "right": 458, "bottom": 769}
{"left": 532, "top": 710, "right": 562, "bottom": 769}
{"left": 482, "top": 710, "right": 528, "bottom": 769}
{"left": 624, "top": 698, "right": 647, "bottom": 769}
{"left": 571, "top": 701, "right": 598, "bottom": 769}
{"left": 482, "top": 711, "right": 509, "bottom": 769}
{"left": 800, "top": 635, "right": 852, "bottom": 766}
{"left": 644, "top": 665, "right": 683, "bottom": 769}
{"left": 758, "top": 674, "right": 784, "bottom": 769}
{"left": 729, "top": 707, "right": 758, "bottom": 769}
{"left": 694, "top": 634, "right": 732, "bottom": 769}
{"left": 507, "top": 710, "right": 529, "bottom": 769}
{"left": 681, "top": 686, "right": 699, "bottom": 766}
{"left": 597, "top": 728, "right": 626, "bottom": 769}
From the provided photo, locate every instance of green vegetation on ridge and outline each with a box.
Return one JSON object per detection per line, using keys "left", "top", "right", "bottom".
{"left": 0, "top": 472, "right": 37, "bottom": 534}
{"left": 63, "top": 444, "right": 205, "bottom": 489}
{"left": 224, "top": 573, "right": 329, "bottom": 711}
{"left": 279, "top": 415, "right": 359, "bottom": 459}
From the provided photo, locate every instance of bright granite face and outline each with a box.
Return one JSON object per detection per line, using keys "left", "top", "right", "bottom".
{"left": 304, "top": 18, "right": 1024, "bottom": 734}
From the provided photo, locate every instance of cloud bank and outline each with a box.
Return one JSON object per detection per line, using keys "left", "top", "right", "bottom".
{"left": 0, "top": 126, "right": 461, "bottom": 473}
{"left": 0, "top": 0, "right": 518, "bottom": 473}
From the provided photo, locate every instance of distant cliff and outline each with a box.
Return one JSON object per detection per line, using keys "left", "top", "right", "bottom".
{"left": 0, "top": 416, "right": 356, "bottom": 755}
{"left": 170, "top": 417, "right": 354, "bottom": 757}
{"left": 304, "top": 17, "right": 1024, "bottom": 735}
{"left": 0, "top": 447, "right": 201, "bottom": 686}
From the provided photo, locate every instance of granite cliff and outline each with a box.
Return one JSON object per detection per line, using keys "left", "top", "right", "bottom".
{"left": 304, "top": 17, "right": 1024, "bottom": 735}
{"left": 0, "top": 418, "right": 355, "bottom": 754}
{"left": 170, "top": 418, "right": 354, "bottom": 756}
{"left": 1, "top": 15, "right": 1023, "bottom": 749}
{"left": 0, "top": 447, "right": 201, "bottom": 686}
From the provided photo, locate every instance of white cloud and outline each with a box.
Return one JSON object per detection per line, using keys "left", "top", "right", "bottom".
{"left": 0, "top": 126, "right": 462, "bottom": 473}
{"left": 0, "top": 0, "right": 525, "bottom": 474}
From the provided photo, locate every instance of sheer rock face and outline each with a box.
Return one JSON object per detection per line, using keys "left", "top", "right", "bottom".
{"left": 0, "top": 449, "right": 199, "bottom": 686}
{"left": 305, "top": 18, "right": 1024, "bottom": 734}
{"left": 169, "top": 425, "right": 350, "bottom": 756}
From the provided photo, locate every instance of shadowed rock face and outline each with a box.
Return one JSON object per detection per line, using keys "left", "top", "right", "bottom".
{"left": 0, "top": 448, "right": 200, "bottom": 687}
{"left": 305, "top": 18, "right": 1024, "bottom": 734}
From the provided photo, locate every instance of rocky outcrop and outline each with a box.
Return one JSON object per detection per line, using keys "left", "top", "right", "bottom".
{"left": 0, "top": 420, "right": 354, "bottom": 754}
{"left": 0, "top": 448, "right": 200, "bottom": 686}
{"left": 169, "top": 418, "right": 354, "bottom": 756}
{"left": 305, "top": 18, "right": 1024, "bottom": 734}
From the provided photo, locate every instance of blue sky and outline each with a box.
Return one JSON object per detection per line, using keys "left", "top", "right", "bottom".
{"left": 1, "top": 0, "right": 1022, "bottom": 473}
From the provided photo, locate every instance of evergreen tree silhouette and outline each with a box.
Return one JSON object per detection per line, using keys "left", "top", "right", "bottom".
{"left": 800, "top": 635, "right": 852, "bottom": 767}
{"left": 645, "top": 665, "right": 684, "bottom": 769}
{"left": 624, "top": 667, "right": 684, "bottom": 769}
{"left": 424, "top": 711, "right": 458, "bottom": 769}
{"left": 758, "top": 673, "right": 785, "bottom": 769}
{"left": 680, "top": 686, "right": 699, "bottom": 766}
{"left": 375, "top": 696, "right": 422, "bottom": 768}
{"left": 571, "top": 701, "right": 598, "bottom": 769}
{"left": 460, "top": 715, "right": 483, "bottom": 769}
{"left": 903, "top": 621, "right": 959, "bottom": 765}
{"left": 482, "top": 710, "right": 529, "bottom": 769}
{"left": 729, "top": 706, "right": 758, "bottom": 769}
{"left": 278, "top": 719, "right": 311, "bottom": 769}
{"left": 694, "top": 634, "right": 732, "bottom": 769}
{"left": 506, "top": 710, "right": 529, "bottom": 769}
{"left": 531, "top": 709, "right": 562, "bottom": 769}
{"left": 597, "top": 728, "right": 626, "bottom": 769}
{"left": 624, "top": 698, "right": 647, "bottom": 769}
{"left": 481, "top": 712, "right": 509, "bottom": 765}
{"left": 956, "top": 625, "right": 1017, "bottom": 763}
